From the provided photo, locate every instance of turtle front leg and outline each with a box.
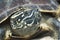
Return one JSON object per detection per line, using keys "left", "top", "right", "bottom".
{"left": 4, "top": 29, "right": 12, "bottom": 40}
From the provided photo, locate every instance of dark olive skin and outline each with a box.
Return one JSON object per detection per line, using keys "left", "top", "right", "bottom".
{"left": 47, "top": 18, "right": 60, "bottom": 28}
{"left": 0, "top": 27, "right": 5, "bottom": 40}
{"left": 47, "top": 18, "right": 60, "bottom": 39}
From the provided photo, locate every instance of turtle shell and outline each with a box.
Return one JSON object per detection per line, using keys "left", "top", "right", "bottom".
{"left": 0, "top": 0, "right": 59, "bottom": 24}
{"left": 0, "top": 0, "right": 24, "bottom": 24}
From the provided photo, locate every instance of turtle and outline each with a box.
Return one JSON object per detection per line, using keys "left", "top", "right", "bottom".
{"left": 0, "top": 0, "right": 60, "bottom": 40}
